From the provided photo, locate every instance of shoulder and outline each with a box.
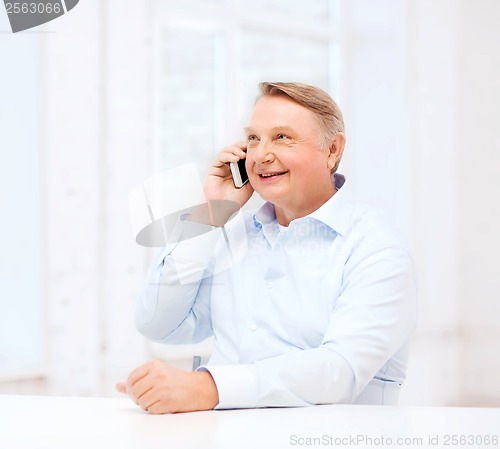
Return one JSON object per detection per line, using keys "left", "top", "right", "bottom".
{"left": 338, "top": 204, "right": 416, "bottom": 293}
{"left": 343, "top": 201, "right": 413, "bottom": 259}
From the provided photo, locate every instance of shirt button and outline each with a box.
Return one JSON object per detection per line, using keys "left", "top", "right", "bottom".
{"left": 266, "top": 281, "right": 274, "bottom": 289}
{"left": 250, "top": 324, "right": 257, "bottom": 331}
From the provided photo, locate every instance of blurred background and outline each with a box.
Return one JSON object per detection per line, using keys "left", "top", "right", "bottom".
{"left": 1, "top": 0, "right": 499, "bottom": 406}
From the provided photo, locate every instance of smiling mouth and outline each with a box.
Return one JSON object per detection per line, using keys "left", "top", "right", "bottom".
{"left": 259, "top": 171, "right": 288, "bottom": 179}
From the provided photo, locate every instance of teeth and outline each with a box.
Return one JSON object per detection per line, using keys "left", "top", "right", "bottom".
{"left": 261, "top": 172, "right": 284, "bottom": 178}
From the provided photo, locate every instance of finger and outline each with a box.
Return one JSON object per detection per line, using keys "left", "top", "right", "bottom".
{"left": 229, "top": 143, "right": 247, "bottom": 157}
{"left": 126, "top": 363, "right": 150, "bottom": 390}
{"left": 136, "top": 387, "right": 164, "bottom": 411}
{"left": 228, "top": 140, "right": 248, "bottom": 151}
{"left": 137, "top": 385, "right": 153, "bottom": 402}
{"left": 220, "top": 143, "right": 247, "bottom": 158}
{"left": 215, "top": 151, "right": 245, "bottom": 165}
{"left": 146, "top": 400, "right": 165, "bottom": 415}
{"left": 115, "top": 382, "right": 127, "bottom": 394}
{"left": 128, "top": 377, "right": 155, "bottom": 404}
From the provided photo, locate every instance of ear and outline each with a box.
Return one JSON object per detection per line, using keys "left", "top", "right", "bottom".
{"left": 326, "top": 132, "right": 346, "bottom": 170}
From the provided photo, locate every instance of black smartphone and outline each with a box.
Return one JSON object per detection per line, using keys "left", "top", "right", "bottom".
{"left": 230, "top": 157, "right": 249, "bottom": 189}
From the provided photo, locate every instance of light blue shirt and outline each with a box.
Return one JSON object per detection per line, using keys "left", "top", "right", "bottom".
{"left": 136, "top": 175, "right": 418, "bottom": 408}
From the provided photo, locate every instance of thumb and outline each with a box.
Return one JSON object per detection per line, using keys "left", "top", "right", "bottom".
{"left": 115, "top": 382, "right": 127, "bottom": 394}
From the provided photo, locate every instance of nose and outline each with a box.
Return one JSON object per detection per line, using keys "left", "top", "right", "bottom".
{"left": 251, "top": 141, "right": 274, "bottom": 164}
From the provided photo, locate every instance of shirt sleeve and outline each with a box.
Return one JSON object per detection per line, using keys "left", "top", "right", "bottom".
{"left": 199, "top": 245, "right": 417, "bottom": 408}
{"left": 135, "top": 219, "right": 223, "bottom": 344}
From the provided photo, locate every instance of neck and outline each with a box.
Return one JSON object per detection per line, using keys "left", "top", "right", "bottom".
{"left": 274, "top": 186, "right": 337, "bottom": 226}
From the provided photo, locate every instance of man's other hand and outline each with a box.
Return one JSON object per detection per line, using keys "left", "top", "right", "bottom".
{"left": 116, "top": 359, "right": 219, "bottom": 414}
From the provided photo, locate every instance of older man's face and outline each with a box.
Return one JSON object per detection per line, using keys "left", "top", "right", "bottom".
{"left": 245, "top": 95, "right": 337, "bottom": 216}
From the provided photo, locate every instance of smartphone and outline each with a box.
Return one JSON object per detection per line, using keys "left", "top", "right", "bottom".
{"left": 230, "top": 157, "right": 249, "bottom": 189}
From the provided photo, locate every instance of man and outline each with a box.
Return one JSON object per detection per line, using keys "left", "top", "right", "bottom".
{"left": 116, "top": 82, "right": 417, "bottom": 413}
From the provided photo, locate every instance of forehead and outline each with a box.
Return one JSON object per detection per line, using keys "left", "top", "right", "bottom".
{"left": 248, "top": 95, "right": 319, "bottom": 130}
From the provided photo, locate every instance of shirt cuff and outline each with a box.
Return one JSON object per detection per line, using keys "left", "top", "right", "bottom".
{"left": 161, "top": 222, "right": 223, "bottom": 285}
{"left": 168, "top": 220, "right": 221, "bottom": 263}
{"left": 197, "top": 364, "right": 260, "bottom": 409}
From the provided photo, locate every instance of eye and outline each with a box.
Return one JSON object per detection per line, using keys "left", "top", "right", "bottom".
{"left": 247, "top": 135, "right": 258, "bottom": 142}
{"left": 276, "top": 133, "right": 288, "bottom": 140}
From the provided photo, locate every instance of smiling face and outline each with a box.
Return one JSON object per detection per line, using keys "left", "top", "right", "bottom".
{"left": 245, "top": 94, "right": 344, "bottom": 225}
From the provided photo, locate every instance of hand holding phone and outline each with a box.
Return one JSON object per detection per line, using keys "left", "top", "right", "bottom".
{"left": 204, "top": 141, "right": 253, "bottom": 208}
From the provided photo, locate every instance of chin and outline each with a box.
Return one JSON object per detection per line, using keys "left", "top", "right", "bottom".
{"left": 256, "top": 190, "right": 285, "bottom": 205}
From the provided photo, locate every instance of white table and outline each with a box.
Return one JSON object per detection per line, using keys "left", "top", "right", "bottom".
{"left": 0, "top": 395, "right": 499, "bottom": 449}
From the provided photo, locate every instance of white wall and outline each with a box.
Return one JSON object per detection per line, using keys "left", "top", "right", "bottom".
{"left": 402, "top": 0, "right": 500, "bottom": 406}
{"left": 455, "top": 0, "right": 500, "bottom": 406}
{"left": 401, "top": 0, "right": 463, "bottom": 405}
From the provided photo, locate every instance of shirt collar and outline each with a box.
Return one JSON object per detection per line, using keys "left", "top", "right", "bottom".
{"left": 253, "top": 173, "right": 354, "bottom": 237}
{"left": 308, "top": 173, "right": 354, "bottom": 236}
{"left": 253, "top": 201, "right": 279, "bottom": 244}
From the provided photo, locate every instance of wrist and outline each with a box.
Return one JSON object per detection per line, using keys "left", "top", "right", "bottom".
{"left": 194, "top": 370, "right": 219, "bottom": 410}
{"left": 186, "top": 200, "right": 240, "bottom": 227}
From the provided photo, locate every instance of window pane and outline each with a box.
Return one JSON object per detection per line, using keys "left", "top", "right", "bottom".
{"left": 240, "top": 31, "right": 330, "bottom": 114}
{"left": 0, "top": 36, "right": 42, "bottom": 377}
{"left": 157, "top": 29, "right": 218, "bottom": 170}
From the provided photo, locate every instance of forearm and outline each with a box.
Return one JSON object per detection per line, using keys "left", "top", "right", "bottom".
{"left": 135, "top": 268, "right": 207, "bottom": 343}
{"left": 201, "top": 347, "right": 355, "bottom": 409}
{"left": 135, "top": 221, "right": 222, "bottom": 342}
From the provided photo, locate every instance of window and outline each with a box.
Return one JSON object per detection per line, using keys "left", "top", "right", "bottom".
{"left": 0, "top": 34, "right": 44, "bottom": 381}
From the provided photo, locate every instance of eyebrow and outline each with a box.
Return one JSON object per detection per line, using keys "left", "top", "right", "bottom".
{"left": 244, "top": 126, "right": 295, "bottom": 135}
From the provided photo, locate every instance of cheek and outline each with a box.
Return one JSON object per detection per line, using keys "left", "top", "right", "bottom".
{"left": 245, "top": 157, "right": 254, "bottom": 174}
{"left": 286, "top": 158, "right": 316, "bottom": 177}
{"left": 289, "top": 151, "right": 329, "bottom": 174}
{"left": 245, "top": 159, "right": 261, "bottom": 185}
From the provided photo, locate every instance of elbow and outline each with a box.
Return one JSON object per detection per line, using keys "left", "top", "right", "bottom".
{"left": 318, "top": 352, "right": 357, "bottom": 404}
{"left": 294, "top": 348, "right": 357, "bottom": 405}
{"left": 134, "top": 306, "right": 177, "bottom": 343}
{"left": 135, "top": 315, "right": 165, "bottom": 342}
